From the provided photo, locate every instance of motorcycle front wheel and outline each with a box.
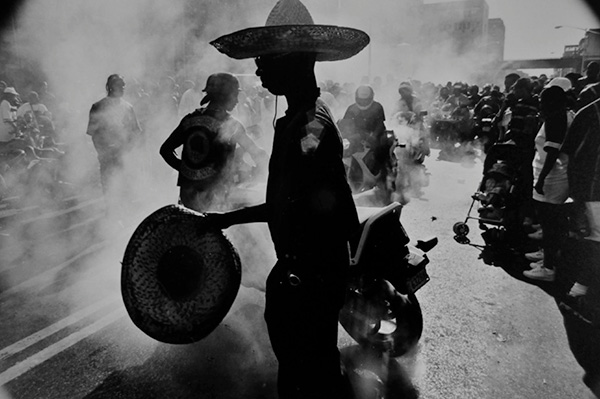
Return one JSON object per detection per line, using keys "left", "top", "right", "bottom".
{"left": 339, "top": 281, "right": 423, "bottom": 357}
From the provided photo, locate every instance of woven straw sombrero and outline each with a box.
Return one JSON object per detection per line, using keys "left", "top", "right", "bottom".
{"left": 121, "top": 205, "right": 241, "bottom": 344}
{"left": 210, "top": 0, "right": 370, "bottom": 62}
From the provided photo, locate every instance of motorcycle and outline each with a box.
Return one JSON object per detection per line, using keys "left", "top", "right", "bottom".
{"left": 340, "top": 202, "right": 437, "bottom": 357}
{"left": 471, "top": 104, "right": 499, "bottom": 155}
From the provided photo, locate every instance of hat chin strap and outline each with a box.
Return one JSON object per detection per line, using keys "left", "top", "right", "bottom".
{"left": 356, "top": 101, "right": 373, "bottom": 111}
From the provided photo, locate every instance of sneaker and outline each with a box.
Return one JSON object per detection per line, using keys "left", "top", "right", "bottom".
{"left": 568, "top": 282, "right": 588, "bottom": 297}
{"left": 525, "top": 249, "right": 544, "bottom": 261}
{"left": 529, "top": 259, "right": 544, "bottom": 269}
{"left": 527, "top": 229, "right": 543, "bottom": 240}
{"left": 523, "top": 266, "right": 555, "bottom": 281}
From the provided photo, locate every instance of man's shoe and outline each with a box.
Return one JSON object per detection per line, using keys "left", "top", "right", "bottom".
{"left": 529, "top": 259, "right": 544, "bottom": 269}
{"left": 527, "top": 229, "right": 543, "bottom": 240}
{"left": 525, "top": 249, "right": 544, "bottom": 261}
{"left": 523, "top": 266, "right": 555, "bottom": 281}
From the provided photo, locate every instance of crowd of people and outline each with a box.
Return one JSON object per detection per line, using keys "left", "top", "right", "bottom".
{"left": 1, "top": 37, "right": 599, "bottom": 397}
{"left": 0, "top": 79, "right": 66, "bottom": 202}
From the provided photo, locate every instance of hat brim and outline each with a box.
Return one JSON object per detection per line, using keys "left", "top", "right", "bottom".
{"left": 210, "top": 24, "right": 370, "bottom": 62}
{"left": 121, "top": 204, "right": 241, "bottom": 344}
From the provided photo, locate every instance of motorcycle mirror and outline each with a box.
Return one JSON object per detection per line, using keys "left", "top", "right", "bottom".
{"left": 416, "top": 237, "right": 438, "bottom": 252}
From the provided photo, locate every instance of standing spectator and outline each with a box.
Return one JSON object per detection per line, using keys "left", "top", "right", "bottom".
{"left": 177, "top": 73, "right": 207, "bottom": 119}
{"left": 504, "top": 77, "right": 541, "bottom": 231}
{"left": 207, "top": 0, "right": 368, "bottom": 396}
{"left": 17, "top": 91, "right": 59, "bottom": 146}
{"left": 503, "top": 72, "right": 520, "bottom": 95}
{"left": 576, "top": 80, "right": 600, "bottom": 112}
{"left": 524, "top": 86, "right": 573, "bottom": 281}
{"left": 557, "top": 97, "right": 600, "bottom": 397}
{"left": 160, "top": 72, "right": 267, "bottom": 212}
{"left": 86, "top": 74, "right": 142, "bottom": 221}
{"left": 576, "top": 61, "right": 600, "bottom": 95}
{"left": 0, "top": 87, "right": 40, "bottom": 161}
{"left": 565, "top": 72, "right": 583, "bottom": 93}
{"left": 467, "top": 85, "right": 482, "bottom": 108}
{"left": 37, "top": 81, "right": 58, "bottom": 116}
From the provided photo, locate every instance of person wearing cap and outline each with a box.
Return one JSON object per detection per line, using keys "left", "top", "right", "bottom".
{"left": 16, "top": 91, "right": 60, "bottom": 146}
{"left": 160, "top": 72, "right": 268, "bottom": 212}
{"left": 544, "top": 77, "right": 576, "bottom": 107}
{"left": 206, "top": 0, "right": 369, "bottom": 397}
{"left": 524, "top": 86, "right": 574, "bottom": 281}
{"left": 0, "top": 87, "right": 43, "bottom": 161}
{"left": 86, "top": 74, "right": 142, "bottom": 220}
{"left": 0, "top": 87, "right": 20, "bottom": 143}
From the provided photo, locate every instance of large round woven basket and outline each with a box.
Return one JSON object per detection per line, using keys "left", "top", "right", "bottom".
{"left": 121, "top": 204, "right": 242, "bottom": 344}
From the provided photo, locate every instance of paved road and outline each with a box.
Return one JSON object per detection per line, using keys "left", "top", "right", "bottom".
{"left": 0, "top": 149, "right": 594, "bottom": 399}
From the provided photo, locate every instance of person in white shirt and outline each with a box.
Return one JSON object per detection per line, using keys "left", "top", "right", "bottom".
{"left": 0, "top": 87, "right": 41, "bottom": 161}
{"left": 177, "top": 74, "right": 206, "bottom": 119}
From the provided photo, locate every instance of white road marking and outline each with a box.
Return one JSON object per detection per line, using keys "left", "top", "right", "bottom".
{"left": 0, "top": 297, "right": 118, "bottom": 361}
{"left": 0, "top": 241, "right": 108, "bottom": 300}
{"left": 0, "top": 307, "right": 125, "bottom": 386}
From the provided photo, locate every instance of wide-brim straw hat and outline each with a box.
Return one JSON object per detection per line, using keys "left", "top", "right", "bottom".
{"left": 210, "top": 0, "right": 370, "bottom": 62}
{"left": 121, "top": 205, "right": 241, "bottom": 344}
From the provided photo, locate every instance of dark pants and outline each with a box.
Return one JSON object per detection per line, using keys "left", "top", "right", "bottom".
{"left": 534, "top": 200, "right": 569, "bottom": 271}
{"left": 265, "top": 249, "right": 350, "bottom": 399}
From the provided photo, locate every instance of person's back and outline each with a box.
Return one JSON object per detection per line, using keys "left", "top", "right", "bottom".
{"left": 160, "top": 72, "right": 267, "bottom": 212}
{"left": 88, "top": 95, "right": 139, "bottom": 155}
{"left": 561, "top": 98, "right": 600, "bottom": 202}
{"left": 505, "top": 78, "right": 540, "bottom": 151}
{"left": 576, "top": 82, "right": 600, "bottom": 111}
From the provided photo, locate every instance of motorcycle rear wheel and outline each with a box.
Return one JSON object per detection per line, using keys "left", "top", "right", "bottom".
{"left": 339, "top": 283, "right": 423, "bottom": 358}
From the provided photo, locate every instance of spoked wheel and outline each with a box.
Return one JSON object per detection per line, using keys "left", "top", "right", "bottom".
{"left": 339, "top": 278, "right": 423, "bottom": 358}
{"left": 453, "top": 221, "right": 470, "bottom": 237}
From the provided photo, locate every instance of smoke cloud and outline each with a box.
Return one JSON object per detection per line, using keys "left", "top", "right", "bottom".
{"left": 4, "top": 0, "right": 598, "bottom": 396}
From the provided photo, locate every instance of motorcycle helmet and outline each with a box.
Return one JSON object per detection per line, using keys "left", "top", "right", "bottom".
{"left": 355, "top": 85, "right": 374, "bottom": 110}
{"left": 479, "top": 104, "right": 495, "bottom": 118}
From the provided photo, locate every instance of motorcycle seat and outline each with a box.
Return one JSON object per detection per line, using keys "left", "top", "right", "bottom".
{"left": 350, "top": 202, "right": 407, "bottom": 265}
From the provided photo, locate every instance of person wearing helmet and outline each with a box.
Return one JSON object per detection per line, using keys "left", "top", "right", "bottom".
{"left": 160, "top": 72, "right": 268, "bottom": 212}
{"left": 392, "top": 81, "right": 423, "bottom": 119}
{"left": 337, "top": 85, "right": 387, "bottom": 193}
{"left": 86, "top": 74, "right": 142, "bottom": 221}
{"left": 339, "top": 85, "right": 386, "bottom": 155}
